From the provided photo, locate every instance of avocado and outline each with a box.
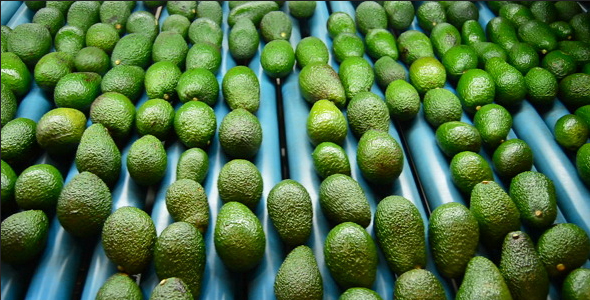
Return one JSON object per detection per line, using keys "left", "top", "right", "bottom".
{"left": 219, "top": 108, "right": 262, "bottom": 159}
{"left": 537, "top": 223, "right": 590, "bottom": 278}
{"left": 14, "top": 164, "right": 63, "bottom": 211}
{"left": 500, "top": 3, "right": 534, "bottom": 27}
{"left": 456, "top": 256, "right": 512, "bottom": 300}
{"left": 461, "top": 20, "right": 486, "bottom": 46}
{"left": 101, "top": 65, "right": 145, "bottom": 103}
{"left": 149, "top": 277, "right": 193, "bottom": 300}
{"left": 145, "top": 61, "right": 182, "bottom": 101}
{"left": 562, "top": 268, "right": 590, "bottom": 300}
{"left": 228, "top": 1, "right": 250, "bottom": 10}
{"left": 423, "top": 88, "right": 462, "bottom": 128}
{"left": 339, "top": 288, "right": 382, "bottom": 300}
{"left": 0, "top": 92, "right": 16, "bottom": 127}
{"left": 54, "top": 72, "right": 102, "bottom": 112}
{"left": 416, "top": 1, "right": 447, "bottom": 32}
{"left": 319, "top": 174, "right": 371, "bottom": 227}
{"left": 166, "top": 179, "right": 209, "bottom": 234}
{"left": 442, "top": 45, "right": 478, "bottom": 82}
{"left": 174, "top": 100, "right": 217, "bottom": 149}
{"left": 493, "top": 139, "right": 534, "bottom": 179}
{"left": 509, "top": 171, "right": 557, "bottom": 229}
{"left": 36, "top": 108, "right": 87, "bottom": 155}
{"left": 57, "top": 171, "right": 112, "bottom": 238}
{"left": 470, "top": 181, "right": 521, "bottom": 249}
{"left": 228, "top": 18, "right": 259, "bottom": 63}
{"left": 472, "top": 42, "right": 508, "bottom": 69}
{"left": 430, "top": 22, "right": 461, "bottom": 58}
{"left": 558, "top": 41, "right": 590, "bottom": 67}
{"left": 384, "top": 79, "right": 421, "bottom": 121}
{"left": 486, "top": 17, "right": 520, "bottom": 51}
{"left": 355, "top": 1, "right": 387, "bottom": 35}
{"left": 450, "top": 151, "right": 494, "bottom": 194}
{"left": 66, "top": 1, "right": 101, "bottom": 33}
{"left": 188, "top": 18, "right": 222, "bottom": 49}
{"left": 167, "top": 1, "right": 197, "bottom": 20}
{"left": 357, "top": 129, "right": 404, "bottom": 184}
{"left": 327, "top": 12, "right": 356, "bottom": 38}
{"left": 228, "top": 1, "right": 280, "bottom": 27}
{"left": 186, "top": 42, "right": 222, "bottom": 74}
{"left": 374, "top": 56, "right": 407, "bottom": 90}
{"left": 75, "top": 123, "right": 121, "bottom": 186}
{"left": 1, "top": 118, "right": 39, "bottom": 166}
{"left": 1, "top": 160, "right": 17, "bottom": 205}
{"left": 500, "top": 231, "right": 549, "bottom": 300}
{"left": 299, "top": 63, "right": 346, "bottom": 108}
{"left": 296, "top": 37, "right": 329, "bottom": 69}
{"left": 397, "top": 30, "right": 435, "bottom": 66}
{"left": 155, "top": 222, "right": 206, "bottom": 298}
{"left": 126, "top": 11, "right": 159, "bottom": 41}
{"left": 383, "top": 1, "right": 414, "bottom": 31}
{"left": 365, "top": 28, "right": 398, "bottom": 61}
{"left": 393, "top": 269, "right": 447, "bottom": 300}
{"left": 524, "top": 67, "right": 558, "bottom": 107}
{"left": 176, "top": 68, "right": 219, "bottom": 106}
{"left": 543, "top": 50, "right": 577, "bottom": 81}
{"left": 96, "top": 273, "right": 142, "bottom": 300}
{"left": 99, "top": 1, "right": 131, "bottom": 35}
{"left": 375, "top": 195, "right": 427, "bottom": 275}
{"left": 260, "top": 11, "right": 292, "bottom": 42}
{"left": 555, "top": 1, "right": 583, "bottom": 21}
{"left": 554, "top": 114, "right": 589, "bottom": 151}
{"left": 346, "top": 91, "right": 389, "bottom": 137}
{"left": 153, "top": 31, "right": 189, "bottom": 68}
{"left": 126, "top": 135, "right": 167, "bottom": 186}
{"left": 559, "top": 73, "right": 590, "bottom": 110}
{"left": 32, "top": 7, "right": 64, "bottom": 37}
{"left": 507, "top": 42, "right": 539, "bottom": 75}
{"left": 429, "top": 202, "right": 479, "bottom": 279}
{"left": 74, "top": 47, "right": 110, "bottom": 76}
{"left": 487, "top": 1, "right": 510, "bottom": 15}
{"left": 311, "top": 142, "right": 351, "bottom": 179}
{"left": 176, "top": 148, "right": 208, "bottom": 184}
{"left": 575, "top": 105, "right": 590, "bottom": 127}
{"left": 1, "top": 210, "right": 49, "bottom": 265}
{"left": 409, "top": 57, "right": 446, "bottom": 95}
{"left": 222, "top": 66, "right": 259, "bottom": 113}
{"left": 34, "top": 51, "right": 75, "bottom": 92}
{"left": 46, "top": 1, "right": 73, "bottom": 15}
{"left": 162, "top": 14, "right": 191, "bottom": 40}
{"left": 214, "top": 202, "right": 266, "bottom": 272}
{"left": 197, "top": 1, "right": 222, "bottom": 26}
{"left": 7, "top": 23, "right": 51, "bottom": 67}
{"left": 1, "top": 52, "right": 32, "bottom": 97}
{"left": 307, "top": 99, "right": 347, "bottom": 146}
{"left": 473, "top": 104, "right": 513, "bottom": 149}
{"left": 456, "top": 68, "right": 496, "bottom": 114}
{"left": 332, "top": 32, "right": 365, "bottom": 63}
{"left": 530, "top": 1, "right": 557, "bottom": 24}
{"left": 111, "top": 33, "right": 153, "bottom": 68}
{"left": 89, "top": 92, "right": 135, "bottom": 141}
{"left": 288, "top": 1, "right": 316, "bottom": 20}
{"left": 570, "top": 12, "right": 590, "bottom": 42}
{"left": 267, "top": 179, "right": 312, "bottom": 246}
{"left": 324, "top": 222, "right": 377, "bottom": 289}
{"left": 54, "top": 25, "right": 85, "bottom": 55}
{"left": 339, "top": 57, "right": 374, "bottom": 100}
{"left": 217, "top": 159, "right": 263, "bottom": 209}
{"left": 518, "top": 20, "right": 558, "bottom": 54}
{"left": 435, "top": 121, "right": 482, "bottom": 157}
{"left": 274, "top": 245, "right": 323, "bottom": 300}
{"left": 1, "top": 25, "right": 12, "bottom": 53}
{"left": 102, "top": 206, "right": 156, "bottom": 275}
{"left": 25, "top": 1, "right": 46, "bottom": 11}
{"left": 261, "top": 39, "right": 295, "bottom": 78}
{"left": 446, "top": 1, "right": 478, "bottom": 29}
{"left": 550, "top": 21, "right": 574, "bottom": 41}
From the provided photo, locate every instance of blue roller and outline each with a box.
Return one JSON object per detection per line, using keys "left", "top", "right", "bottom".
{"left": 5, "top": 3, "right": 33, "bottom": 27}
{"left": 2, "top": 2, "right": 24, "bottom": 25}
{"left": 1, "top": 263, "right": 28, "bottom": 300}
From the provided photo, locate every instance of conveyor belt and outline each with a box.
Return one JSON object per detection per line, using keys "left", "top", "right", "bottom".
{"left": 1, "top": 2, "right": 589, "bottom": 300}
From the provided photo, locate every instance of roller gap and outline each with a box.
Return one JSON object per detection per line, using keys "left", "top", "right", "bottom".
{"left": 395, "top": 120, "right": 432, "bottom": 215}
{"left": 71, "top": 237, "right": 98, "bottom": 300}
{"left": 275, "top": 78, "right": 291, "bottom": 180}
